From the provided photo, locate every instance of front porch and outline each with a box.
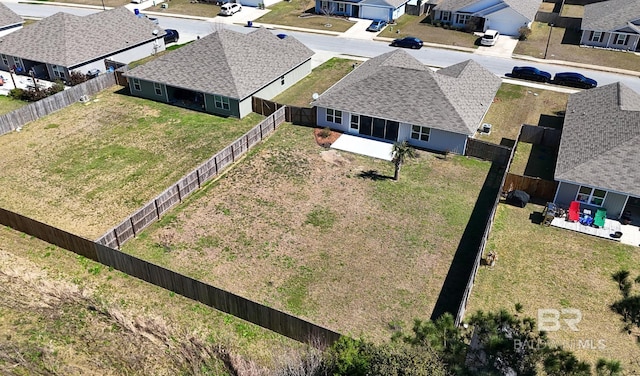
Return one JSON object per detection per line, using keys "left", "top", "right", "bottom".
{"left": 550, "top": 217, "right": 640, "bottom": 247}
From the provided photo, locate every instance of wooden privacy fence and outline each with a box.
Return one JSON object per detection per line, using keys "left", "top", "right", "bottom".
{"left": 0, "top": 73, "right": 116, "bottom": 136}
{"left": 455, "top": 142, "right": 517, "bottom": 325}
{"left": 465, "top": 138, "right": 512, "bottom": 166}
{"left": 252, "top": 97, "right": 316, "bottom": 126}
{"left": 0, "top": 207, "right": 342, "bottom": 345}
{"left": 97, "top": 106, "right": 286, "bottom": 249}
{"left": 518, "top": 124, "right": 562, "bottom": 148}
{"left": 503, "top": 173, "right": 558, "bottom": 201}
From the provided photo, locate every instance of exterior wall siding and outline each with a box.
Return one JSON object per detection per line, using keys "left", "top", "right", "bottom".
{"left": 603, "top": 191, "right": 627, "bottom": 219}
{"left": 581, "top": 30, "right": 640, "bottom": 51}
{"left": 238, "top": 98, "right": 253, "bottom": 118}
{"left": 554, "top": 181, "right": 580, "bottom": 207}
{"left": 252, "top": 60, "right": 312, "bottom": 101}
{"left": 128, "top": 77, "right": 165, "bottom": 102}
{"left": 204, "top": 93, "right": 241, "bottom": 118}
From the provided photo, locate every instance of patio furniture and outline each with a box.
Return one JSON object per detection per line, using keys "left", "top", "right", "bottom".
{"left": 567, "top": 201, "right": 580, "bottom": 222}
{"left": 593, "top": 208, "right": 606, "bottom": 228}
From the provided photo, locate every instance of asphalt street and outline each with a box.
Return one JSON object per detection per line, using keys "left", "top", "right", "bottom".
{"left": 5, "top": 1, "right": 640, "bottom": 93}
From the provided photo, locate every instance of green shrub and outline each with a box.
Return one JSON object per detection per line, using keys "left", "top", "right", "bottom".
{"left": 518, "top": 26, "right": 532, "bottom": 41}
{"left": 8, "top": 88, "right": 24, "bottom": 100}
{"left": 319, "top": 127, "right": 332, "bottom": 138}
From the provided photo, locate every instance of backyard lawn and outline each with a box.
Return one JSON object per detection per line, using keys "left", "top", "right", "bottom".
{"left": 515, "top": 22, "right": 640, "bottom": 72}
{"left": 378, "top": 15, "right": 479, "bottom": 49}
{"left": 256, "top": 0, "right": 355, "bottom": 32}
{"left": 0, "top": 225, "right": 296, "bottom": 374}
{"left": 273, "top": 57, "right": 358, "bottom": 107}
{"left": 468, "top": 203, "right": 640, "bottom": 371}
{"left": 146, "top": 0, "right": 221, "bottom": 18}
{"left": 0, "top": 86, "right": 262, "bottom": 239}
{"left": 508, "top": 142, "right": 556, "bottom": 180}
{"left": 478, "top": 83, "right": 568, "bottom": 145}
{"left": 0, "top": 95, "right": 27, "bottom": 115}
{"left": 122, "top": 122, "right": 491, "bottom": 341}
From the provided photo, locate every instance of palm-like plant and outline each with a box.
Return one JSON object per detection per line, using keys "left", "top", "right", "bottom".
{"left": 391, "top": 141, "right": 417, "bottom": 181}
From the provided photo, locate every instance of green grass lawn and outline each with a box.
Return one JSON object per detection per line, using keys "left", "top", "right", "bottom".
{"left": 515, "top": 22, "right": 640, "bottom": 71}
{"left": 0, "top": 86, "right": 262, "bottom": 238}
{"left": 273, "top": 58, "right": 358, "bottom": 107}
{"left": 379, "top": 15, "right": 479, "bottom": 49}
{"left": 121, "top": 122, "right": 491, "bottom": 341}
{"left": 146, "top": 0, "right": 221, "bottom": 18}
{"left": 478, "top": 83, "right": 568, "bottom": 145}
{"left": 560, "top": 4, "right": 584, "bottom": 18}
{"left": 256, "top": 0, "right": 355, "bottom": 32}
{"left": 467, "top": 203, "right": 640, "bottom": 372}
{"left": 0, "top": 94, "right": 27, "bottom": 115}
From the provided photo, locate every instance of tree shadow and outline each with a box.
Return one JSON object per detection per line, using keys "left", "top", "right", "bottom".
{"left": 358, "top": 170, "right": 392, "bottom": 181}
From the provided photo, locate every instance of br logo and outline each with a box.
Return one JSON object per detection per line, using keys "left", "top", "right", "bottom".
{"left": 537, "top": 308, "right": 582, "bottom": 332}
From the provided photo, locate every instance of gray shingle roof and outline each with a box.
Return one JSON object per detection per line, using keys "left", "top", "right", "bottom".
{"left": 0, "top": 7, "right": 161, "bottom": 68}
{"left": 125, "top": 28, "right": 314, "bottom": 100}
{"left": 436, "top": 0, "right": 541, "bottom": 20}
{"left": 0, "top": 2, "right": 23, "bottom": 28}
{"left": 361, "top": 0, "right": 408, "bottom": 9}
{"left": 555, "top": 82, "right": 640, "bottom": 197}
{"left": 582, "top": 0, "right": 640, "bottom": 32}
{"left": 313, "top": 50, "right": 501, "bottom": 135}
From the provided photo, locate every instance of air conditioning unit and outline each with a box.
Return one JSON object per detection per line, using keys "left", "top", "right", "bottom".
{"left": 481, "top": 123, "right": 492, "bottom": 134}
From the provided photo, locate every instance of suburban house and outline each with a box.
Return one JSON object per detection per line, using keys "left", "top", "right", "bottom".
{"left": 433, "top": 0, "right": 542, "bottom": 36}
{"left": 0, "top": 2, "right": 24, "bottom": 38}
{"left": 0, "top": 7, "right": 164, "bottom": 82}
{"left": 315, "top": 0, "right": 408, "bottom": 22}
{"left": 313, "top": 50, "right": 501, "bottom": 154}
{"left": 553, "top": 82, "right": 640, "bottom": 220}
{"left": 124, "top": 28, "right": 314, "bottom": 119}
{"left": 580, "top": 0, "right": 640, "bottom": 51}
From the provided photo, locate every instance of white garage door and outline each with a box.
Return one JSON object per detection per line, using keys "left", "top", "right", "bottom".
{"left": 360, "top": 6, "right": 390, "bottom": 21}
{"left": 486, "top": 17, "right": 523, "bottom": 36}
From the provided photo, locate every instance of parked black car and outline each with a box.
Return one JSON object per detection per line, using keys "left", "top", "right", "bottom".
{"left": 164, "top": 29, "right": 179, "bottom": 44}
{"left": 510, "top": 66, "right": 551, "bottom": 83}
{"left": 390, "top": 36, "right": 423, "bottom": 49}
{"left": 552, "top": 72, "right": 597, "bottom": 89}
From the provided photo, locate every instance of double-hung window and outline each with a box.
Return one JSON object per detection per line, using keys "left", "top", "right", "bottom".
{"left": 456, "top": 14, "right": 471, "bottom": 24}
{"left": 576, "top": 186, "right": 606, "bottom": 206}
{"left": 52, "top": 65, "right": 65, "bottom": 79}
{"left": 590, "top": 31, "right": 604, "bottom": 42}
{"left": 326, "top": 109, "right": 342, "bottom": 124}
{"left": 614, "top": 33, "right": 629, "bottom": 45}
{"left": 410, "top": 125, "right": 430, "bottom": 142}
{"left": 132, "top": 78, "right": 141, "bottom": 91}
{"left": 154, "top": 82, "right": 162, "bottom": 96}
{"left": 214, "top": 95, "right": 230, "bottom": 110}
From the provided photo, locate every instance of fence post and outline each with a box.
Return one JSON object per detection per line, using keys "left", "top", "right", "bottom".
{"left": 154, "top": 199, "right": 161, "bottom": 220}
{"left": 114, "top": 229, "right": 121, "bottom": 249}
{"left": 130, "top": 217, "right": 136, "bottom": 237}
{"left": 177, "top": 183, "right": 182, "bottom": 202}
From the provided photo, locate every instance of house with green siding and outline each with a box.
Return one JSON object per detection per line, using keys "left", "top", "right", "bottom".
{"left": 124, "top": 28, "right": 314, "bottom": 118}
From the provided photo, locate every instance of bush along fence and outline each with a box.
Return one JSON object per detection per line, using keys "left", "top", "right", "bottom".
{"left": 97, "top": 106, "right": 286, "bottom": 249}
{"left": 0, "top": 206, "right": 342, "bottom": 345}
{"left": 0, "top": 73, "right": 116, "bottom": 136}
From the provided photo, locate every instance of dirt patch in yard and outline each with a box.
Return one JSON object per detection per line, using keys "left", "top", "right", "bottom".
{"left": 123, "top": 123, "right": 491, "bottom": 341}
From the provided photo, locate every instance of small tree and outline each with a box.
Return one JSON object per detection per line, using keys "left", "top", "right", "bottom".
{"left": 518, "top": 26, "right": 532, "bottom": 41}
{"left": 391, "top": 141, "right": 417, "bottom": 181}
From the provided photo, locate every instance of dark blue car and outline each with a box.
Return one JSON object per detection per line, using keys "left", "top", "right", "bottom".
{"left": 390, "top": 36, "right": 423, "bottom": 49}
{"left": 510, "top": 66, "right": 552, "bottom": 83}
{"left": 553, "top": 72, "right": 597, "bottom": 89}
{"left": 164, "top": 29, "right": 179, "bottom": 44}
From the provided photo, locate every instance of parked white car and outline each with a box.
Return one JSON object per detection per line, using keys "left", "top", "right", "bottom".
{"left": 481, "top": 29, "right": 499, "bottom": 46}
{"left": 219, "top": 2, "right": 241, "bottom": 15}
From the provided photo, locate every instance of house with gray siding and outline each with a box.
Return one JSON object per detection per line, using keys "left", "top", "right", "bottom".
{"left": 580, "top": 0, "right": 640, "bottom": 51}
{"left": 0, "top": 7, "right": 164, "bottom": 83}
{"left": 433, "top": 0, "right": 541, "bottom": 35}
{"left": 315, "top": 0, "right": 409, "bottom": 22}
{"left": 0, "top": 2, "right": 24, "bottom": 38}
{"left": 313, "top": 50, "right": 501, "bottom": 154}
{"left": 124, "top": 28, "right": 314, "bottom": 119}
{"left": 553, "top": 82, "right": 640, "bottom": 220}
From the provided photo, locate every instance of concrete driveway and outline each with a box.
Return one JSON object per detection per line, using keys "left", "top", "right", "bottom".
{"left": 475, "top": 34, "right": 519, "bottom": 58}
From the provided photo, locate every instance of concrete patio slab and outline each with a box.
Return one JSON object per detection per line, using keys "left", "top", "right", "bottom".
{"left": 331, "top": 134, "right": 394, "bottom": 161}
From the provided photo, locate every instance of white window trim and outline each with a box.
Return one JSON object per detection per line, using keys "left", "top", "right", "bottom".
{"left": 614, "top": 33, "right": 627, "bottom": 44}
{"left": 441, "top": 11, "right": 450, "bottom": 22}
{"left": 591, "top": 31, "right": 603, "bottom": 42}
{"left": 326, "top": 108, "right": 342, "bottom": 124}
{"left": 576, "top": 186, "right": 606, "bottom": 206}
{"left": 214, "top": 95, "right": 230, "bottom": 110}
{"left": 154, "top": 82, "right": 162, "bottom": 96}
{"left": 132, "top": 78, "right": 141, "bottom": 91}
{"left": 1, "top": 54, "right": 8, "bottom": 67}
{"left": 337, "top": 2, "right": 345, "bottom": 12}
{"left": 52, "top": 65, "right": 65, "bottom": 79}
{"left": 456, "top": 13, "right": 471, "bottom": 24}
{"left": 350, "top": 114, "right": 359, "bottom": 130}
{"left": 410, "top": 125, "right": 430, "bottom": 142}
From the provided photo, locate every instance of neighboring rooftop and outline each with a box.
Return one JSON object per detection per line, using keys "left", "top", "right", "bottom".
{"left": 436, "top": 0, "right": 542, "bottom": 20}
{"left": 314, "top": 50, "right": 500, "bottom": 135}
{"left": 125, "top": 28, "right": 314, "bottom": 100}
{"left": 555, "top": 82, "right": 640, "bottom": 197}
{"left": 0, "top": 7, "right": 161, "bottom": 68}
{"left": 0, "top": 2, "right": 23, "bottom": 28}
{"left": 582, "top": 0, "right": 640, "bottom": 31}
